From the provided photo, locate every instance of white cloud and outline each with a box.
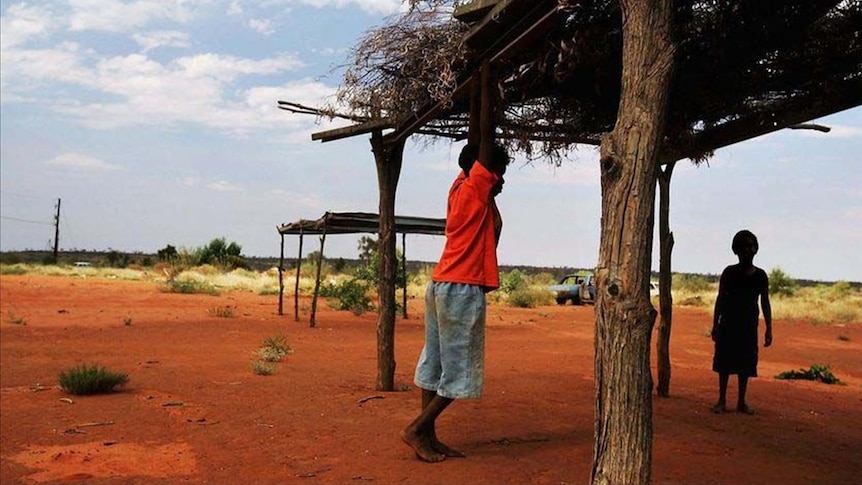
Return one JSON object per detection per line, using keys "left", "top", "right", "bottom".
{"left": 295, "top": 0, "right": 402, "bottom": 15}
{"left": 175, "top": 53, "right": 302, "bottom": 82}
{"left": 0, "top": 3, "right": 59, "bottom": 48}
{"left": 46, "top": 153, "right": 121, "bottom": 171}
{"left": 206, "top": 181, "right": 242, "bottom": 191}
{"left": 67, "top": 0, "right": 198, "bottom": 33}
{"left": 227, "top": 1, "right": 243, "bottom": 15}
{"left": 248, "top": 18, "right": 275, "bottom": 35}
{"left": 133, "top": 30, "right": 191, "bottom": 53}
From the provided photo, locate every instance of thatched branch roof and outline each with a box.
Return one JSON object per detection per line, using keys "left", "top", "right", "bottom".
{"left": 307, "top": 0, "right": 861, "bottom": 164}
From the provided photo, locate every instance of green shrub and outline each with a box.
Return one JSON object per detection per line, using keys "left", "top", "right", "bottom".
{"left": 0, "top": 264, "right": 28, "bottom": 275}
{"left": 59, "top": 364, "right": 129, "bottom": 395}
{"left": 500, "top": 269, "right": 528, "bottom": 294}
{"left": 507, "top": 287, "right": 554, "bottom": 308}
{"left": 769, "top": 267, "right": 797, "bottom": 297}
{"left": 162, "top": 279, "right": 219, "bottom": 295}
{"left": 776, "top": 364, "right": 840, "bottom": 384}
{"left": 672, "top": 273, "right": 712, "bottom": 293}
{"left": 827, "top": 281, "right": 852, "bottom": 300}
{"left": 321, "top": 278, "right": 374, "bottom": 315}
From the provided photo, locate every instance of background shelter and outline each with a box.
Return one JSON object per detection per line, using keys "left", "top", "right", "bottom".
{"left": 276, "top": 211, "right": 446, "bottom": 326}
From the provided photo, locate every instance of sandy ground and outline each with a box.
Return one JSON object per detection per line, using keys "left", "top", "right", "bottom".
{"left": 1, "top": 273, "right": 861, "bottom": 485}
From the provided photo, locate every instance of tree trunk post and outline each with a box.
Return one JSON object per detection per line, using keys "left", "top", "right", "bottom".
{"left": 371, "top": 130, "right": 405, "bottom": 392}
{"left": 402, "top": 232, "right": 408, "bottom": 320}
{"left": 310, "top": 231, "right": 326, "bottom": 328}
{"left": 591, "top": 1, "right": 676, "bottom": 484}
{"left": 295, "top": 230, "right": 304, "bottom": 322}
{"left": 656, "top": 160, "right": 676, "bottom": 397}
{"left": 278, "top": 233, "right": 285, "bottom": 316}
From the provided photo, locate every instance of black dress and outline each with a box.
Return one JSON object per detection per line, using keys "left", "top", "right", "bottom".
{"left": 712, "top": 264, "right": 767, "bottom": 377}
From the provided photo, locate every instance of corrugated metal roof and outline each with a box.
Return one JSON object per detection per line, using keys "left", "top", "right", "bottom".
{"left": 277, "top": 211, "right": 446, "bottom": 236}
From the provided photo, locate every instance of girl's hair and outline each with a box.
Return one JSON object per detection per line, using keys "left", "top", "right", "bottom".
{"left": 732, "top": 230, "right": 759, "bottom": 255}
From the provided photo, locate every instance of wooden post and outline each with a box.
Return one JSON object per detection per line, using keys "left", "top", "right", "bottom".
{"left": 278, "top": 233, "right": 285, "bottom": 316}
{"left": 371, "top": 130, "right": 405, "bottom": 391}
{"left": 401, "top": 232, "right": 408, "bottom": 319}
{"left": 591, "top": 1, "right": 675, "bottom": 483}
{"left": 310, "top": 231, "right": 326, "bottom": 328}
{"left": 294, "top": 228, "right": 304, "bottom": 322}
{"left": 656, "top": 160, "right": 677, "bottom": 397}
{"left": 52, "top": 198, "right": 61, "bottom": 263}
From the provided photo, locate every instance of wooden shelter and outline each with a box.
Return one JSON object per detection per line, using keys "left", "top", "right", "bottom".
{"left": 276, "top": 211, "right": 446, "bottom": 325}
{"left": 282, "top": 1, "right": 860, "bottom": 480}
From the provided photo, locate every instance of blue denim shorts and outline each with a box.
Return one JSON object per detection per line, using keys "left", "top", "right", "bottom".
{"left": 414, "top": 281, "right": 486, "bottom": 399}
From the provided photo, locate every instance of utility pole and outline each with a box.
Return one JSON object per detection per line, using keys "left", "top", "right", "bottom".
{"left": 52, "top": 198, "right": 61, "bottom": 262}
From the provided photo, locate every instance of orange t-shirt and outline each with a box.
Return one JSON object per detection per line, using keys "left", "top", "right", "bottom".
{"left": 432, "top": 162, "right": 501, "bottom": 290}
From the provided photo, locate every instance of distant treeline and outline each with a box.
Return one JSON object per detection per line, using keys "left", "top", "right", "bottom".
{"left": 1, "top": 250, "right": 857, "bottom": 288}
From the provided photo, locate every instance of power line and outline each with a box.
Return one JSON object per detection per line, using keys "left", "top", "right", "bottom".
{"left": 0, "top": 215, "right": 55, "bottom": 226}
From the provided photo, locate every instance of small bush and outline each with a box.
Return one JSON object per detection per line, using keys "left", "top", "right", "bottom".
{"left": 251, "top": 360, "right": 277, "bottom": 376}
{"left": 673, "top": 273, "right": 712, "bottom": 293}
{"left": 162, "top": 279, "right": 219, "bottom": 295}
{"left": 6, "top": 311, "right": 27, "bottom": 325}
{"left": 321, "top": 278, "right": 374, "bottom": 315}
{"left": 207, "top": 305, "right": 235, "bottom": 318}
{"left": 257, "top": 334, "right": 292, "bottom": 362}
{"left": 59, "top": 364, "right": 129, "bottom": 395}
{"left": 776, "top": 364, "right": 841, "bottom": 384}
{"left": 507, "top": 287, "right": 554, "bottom": 308}
{"left": 500, "top": 269, "right": 528, "bottom": 294}
{"left": 769, "top": 267, "right": 797, "bottom": 297}
{"left": 0, "top": 264, "right": 28, "bottom": 275}
{"left": 827, "top": 281, "right": 852, "bottom": 300}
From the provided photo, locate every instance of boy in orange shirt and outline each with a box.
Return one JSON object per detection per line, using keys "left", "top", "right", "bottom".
{"left": 401, "top": 141, "right": 509, "bottom": 462}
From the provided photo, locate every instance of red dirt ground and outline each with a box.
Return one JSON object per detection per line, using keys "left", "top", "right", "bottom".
{"left": 1, "top": 274, "right": 861, "bottom": 485}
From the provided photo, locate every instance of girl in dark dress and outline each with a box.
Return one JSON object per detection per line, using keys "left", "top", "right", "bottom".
{"left": 711, "top": 230, "right": 773, "bottom": 414}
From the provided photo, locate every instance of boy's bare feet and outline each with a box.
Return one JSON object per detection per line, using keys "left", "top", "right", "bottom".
{"left": 711, "top": 403, "right": 727, "bottom": 414}
{"left": 401, "top": 428, "right": 446, "bottom": 463}
{"left": 431, "top": 436, "right": 466, "bottom": 458}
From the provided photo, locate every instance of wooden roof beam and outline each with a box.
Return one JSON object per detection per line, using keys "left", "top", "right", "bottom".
{"left": 311, "top": 119, "right": 393, "bottom": 143}
{"left": 383, "top": 1, "right": 559, "bottom": 147}
{"left": 669, "top": 77, "right": 862, "bottom": 163}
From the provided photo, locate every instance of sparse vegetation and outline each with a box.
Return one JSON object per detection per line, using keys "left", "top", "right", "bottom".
{"left": 0, "top": 264, "right": 27, "bottom": 275}
{"left": 58, "top": 364, "right": 129, "bottom": 395}
{"left": 250, "top": 334, "right": 292, "bottom": 375}
{"left": 123, "top": 316, "right": 133, "bottom": 326}
{"left": 776, "top": 364, "right": 841, "bottom": 384}
{"left": 251, "top": 360, "right": 277, "bottom": 376}
{"left": 162, "top": 278, "right": 219, "bottom": 295}
{"left": 769, "top": 267, "right": 798, "bottom": 297}
{"left": 6, "top": 310, "right": 27, "bottom": 325}
{"left": 320, "top": 278, "right": 375, "bottom": 315}
{"left": 0, "top": 261, "right": 858, "bottom": 324}
{"left": 207, "top": 305, "right": 235, "bottom": 318}
{"left": 257, "top": 334, "right": 292, "bottom": 362}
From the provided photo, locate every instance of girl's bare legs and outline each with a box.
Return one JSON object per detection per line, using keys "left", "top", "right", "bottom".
{"left": 712, "top": 373, "right": 729, "bottom": 413}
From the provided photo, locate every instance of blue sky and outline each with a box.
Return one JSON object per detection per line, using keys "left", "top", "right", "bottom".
{"left": 1, "top": 0, "right": 860, "bottom": 283}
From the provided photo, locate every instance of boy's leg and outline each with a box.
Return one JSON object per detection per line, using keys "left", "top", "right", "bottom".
{"left": 421, "top": 388, "right": 466, "bottom": 458}
{"left": 402, "top": 393, "right": 455, "bottom": 462}
{"left": 712, "top": 373, "right": 729, "bottom": 413}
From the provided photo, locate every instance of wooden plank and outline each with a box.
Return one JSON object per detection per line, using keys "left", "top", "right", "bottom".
{"left": 311, "top": 119, "right": 393, "bottom": 142}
